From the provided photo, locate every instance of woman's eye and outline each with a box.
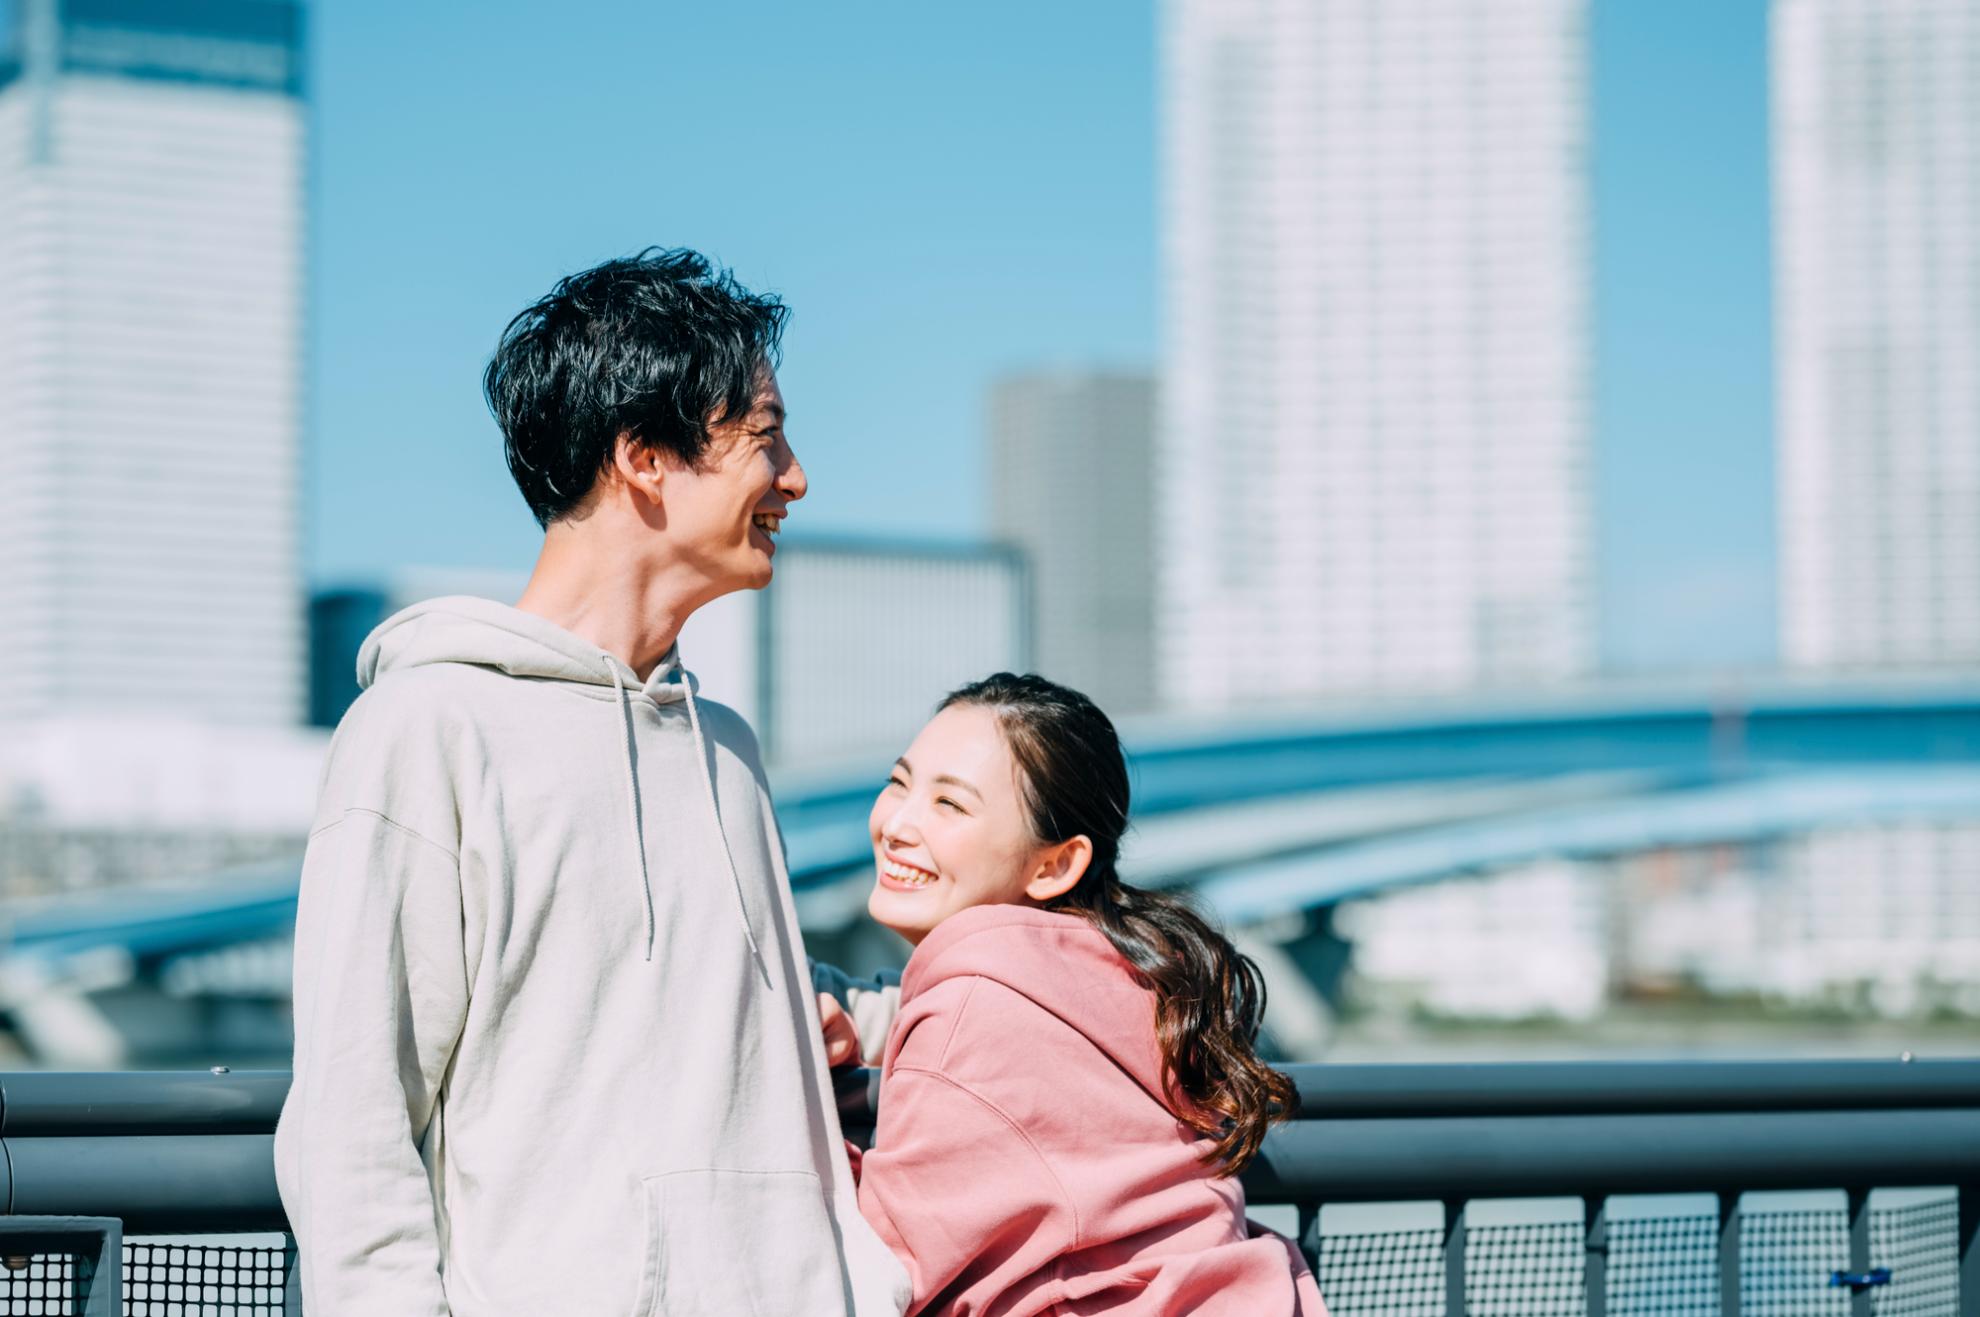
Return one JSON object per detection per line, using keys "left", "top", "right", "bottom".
{"left": 885, "top": 776, "right": 906, "bottom": 791}
{"left": 937, "top": 797, "right": 964, "bottom": 813}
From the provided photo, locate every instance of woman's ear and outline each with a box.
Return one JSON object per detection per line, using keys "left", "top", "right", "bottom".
{"left": 1024, "top": 835, "right": 1092, "bottom": 903}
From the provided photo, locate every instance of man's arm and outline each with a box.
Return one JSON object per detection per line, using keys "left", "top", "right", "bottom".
{"left": 276, "top": 811, "right": 469, "bottom": 1316}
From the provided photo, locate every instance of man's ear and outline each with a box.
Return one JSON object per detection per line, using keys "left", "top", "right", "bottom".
{"left": 1024, "top": 836, "right": 1092, "bottom": 903}
{"left": 611, "top": 431, "right": 666, "bottom": 506}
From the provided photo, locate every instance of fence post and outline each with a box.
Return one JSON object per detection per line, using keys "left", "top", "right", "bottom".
{"left": 1443, "top": 1199, "right": 1467, "bottom": 1317}
{"left": 1296, "top": 1201, "right": 1322, "bottom": 1274}
{"left": 1959, "top": 1183, "right": 1978, "bottom": 1317}
{"left": 1718, "top": 1192, "right": 1741, "bottom": 1317}
{"left": 1584, "top": 1197, "right": 1608, "bottom": 1317}
{"left": 0, "top": 1217, "right": 120, "bottom": 1317}
{"left": 285, "top": 1234, "right": 303, "bottom": 1316}
{"left": 1846, "top": 1189, "right": 1873, "bottom": 1317}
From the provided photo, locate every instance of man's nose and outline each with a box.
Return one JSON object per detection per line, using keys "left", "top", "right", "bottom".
{"left": 778, "top": 442, "right": 808, "bottom": 503}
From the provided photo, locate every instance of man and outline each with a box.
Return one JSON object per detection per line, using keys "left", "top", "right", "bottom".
{"left": 275, "top": 249, "right": 911, "bottom": 1315}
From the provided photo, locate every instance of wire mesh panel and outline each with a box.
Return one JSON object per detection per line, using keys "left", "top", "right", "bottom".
{"left": 1300, "top": 1191, "right": 1965, "bottom": 1317}
{"left": 1316, "top": 1224, "right": 1445, "bottom": 1317}
{"left": 123, "top": 1245, "right": 286, "bottom": 1317}
{"left": 0, "top": 1195, "right": 1959, "bottom": 1317}
{"left": 0, "top": 1251, "right": 93, "bottom": 1317}
{"left": 1870, "top": 1194, "right": 1960, "bottom": 1317}
{"left": 1607, "top": 1210, "right": 1718, "bottom": 1317}
{"left": 1741, "top": 1205, "right": 1851, "bottom": 1317}
{"left": 1466, "top": 1218, "right": 1584, "bottom": 1316}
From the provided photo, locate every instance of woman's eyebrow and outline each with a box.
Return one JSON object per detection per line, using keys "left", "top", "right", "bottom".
{"left": 932, "top": 774, "right": 983, "bottom": 801}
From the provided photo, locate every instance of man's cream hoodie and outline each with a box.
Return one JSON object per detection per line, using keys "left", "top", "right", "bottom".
{"left": 274, "top": 596, "right": 910, "bottom": 1316}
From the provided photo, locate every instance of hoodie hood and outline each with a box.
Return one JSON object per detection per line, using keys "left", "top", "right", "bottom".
{"left": 863, "top": 904, "right": 1326, "bottom": 1314}
{"left": 357, "top": 595, "right": 694, "bottom": 704}
{"left": 899, "top": 904, "right": 1169, "bottom": 1108}
{"left": 354, "top": 594, "right": 752, "bottom": 968}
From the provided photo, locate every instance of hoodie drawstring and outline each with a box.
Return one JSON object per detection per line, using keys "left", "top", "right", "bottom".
{"left": 609, "top": 663, "right": 658, "bottom": 962}
{"left": 610, "top": 654, "right": 764, "bottom": 970}
{"left": 680, "top": 670, "right": 767, "bottom": 970}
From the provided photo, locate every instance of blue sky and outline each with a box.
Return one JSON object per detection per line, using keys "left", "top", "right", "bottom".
{"left": 309, "top": 0, "right": 1775, "bottom": 675}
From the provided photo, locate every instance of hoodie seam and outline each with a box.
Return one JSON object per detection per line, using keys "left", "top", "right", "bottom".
{"left": 890, "top": 1064, "right": 1083, "bottom": 1251}
{"left": 309, "top": 807, "right": 460, "bottom": 862}
{"left": 932, "top": 977, "right": 981, "bottom": 1070}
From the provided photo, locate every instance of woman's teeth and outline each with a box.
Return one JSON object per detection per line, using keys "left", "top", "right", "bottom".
{"left": 751, "top": 513, "right": 780, "bottom": 535}
{"left": 883, "top": 858, "right": 938, "bottom": 888}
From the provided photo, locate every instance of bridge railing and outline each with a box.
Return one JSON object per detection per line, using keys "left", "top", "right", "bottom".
{"left": 0, "top": 1059, "right": 1974, "bottom": 1315}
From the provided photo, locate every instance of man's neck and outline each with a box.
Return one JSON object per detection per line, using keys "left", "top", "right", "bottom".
{"left": 515, "top": 521, "right": 711, "bottom": 682}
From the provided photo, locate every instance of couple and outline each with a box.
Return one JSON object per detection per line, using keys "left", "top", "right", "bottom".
{"left": 273, "top": 250, "right": 1324, "bottom": 1316}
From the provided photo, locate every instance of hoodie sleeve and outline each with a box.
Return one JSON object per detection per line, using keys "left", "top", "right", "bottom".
{"left": 275, "top": 809, "right": 468, "bottom": 1316}
{"left": 1247, "top": 1219, "right": 1330, "bottom": 1317}
{"left": 856, "top": 979, "right": 1078, "bottom": 1314}
{"left": 858, "top": 1066, "right": 1076, "bottom": 1315}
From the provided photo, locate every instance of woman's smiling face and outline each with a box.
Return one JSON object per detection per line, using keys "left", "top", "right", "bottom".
{"left": 866, "top": 704, "right": 1051, "bottom": 945}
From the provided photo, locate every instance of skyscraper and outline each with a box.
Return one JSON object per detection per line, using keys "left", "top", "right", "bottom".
{"left": 1160, "top": 0, "right": 1593, "bottom": 709}
{"left": 1773, "top": 0, "right": 1980, "bottom": 670}
{"left": 685, "top": 538, "right": 1031, "bottom": 765}
{"left": 989, "top": 370, "right": 1156, "bottom": 716}
{"left": 0, "top": 0, "right": 307, "bottom": 726}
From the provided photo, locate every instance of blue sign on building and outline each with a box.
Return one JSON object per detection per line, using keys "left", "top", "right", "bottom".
{"left": 0, "top": 0, "right": 303, "bottom": 96}
{"left": 0, "top": 0, "right": 22, "bottom": 89}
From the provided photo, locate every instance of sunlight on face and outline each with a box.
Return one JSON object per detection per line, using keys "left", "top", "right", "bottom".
{"left": 660, "top": 370, "right": 804, "bottom": 596}
{"left": 866, "top": 704, "right": 1050, "bottom": 946}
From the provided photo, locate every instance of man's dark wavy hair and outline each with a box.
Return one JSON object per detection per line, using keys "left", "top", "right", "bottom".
{"left": 483, "top": 247, "right": 789, "bottom": 527}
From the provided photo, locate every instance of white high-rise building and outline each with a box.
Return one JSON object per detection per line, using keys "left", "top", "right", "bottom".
{"left": 684, "top": 538, "right": 1031, "bottom": 766}
{"left": 1773, "top": 0, "right": 1980, "bottom": 670}
{"left": 989, "top": 370, "right": 1157, "bottom": 716}
{"left": 1160, "top": 0, "right": 1593, "bottom": 709}
{"left": 0, "top": 0, "right": 307, "bottom": 726}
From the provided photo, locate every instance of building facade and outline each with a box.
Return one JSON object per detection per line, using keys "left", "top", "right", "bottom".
{"left": 0, "top": 0, "right": 307, "bottom": 726}
{"left": 310, "top": 545, "right": 1030, "bottom": 768}
{"left": 1160, "top": 0, "right": 1593, "bottom": 708}
{"left": 1773, "top": 0, "right": 1980, "bottom": 669}
{"left": 1339, "top": 823, "right": 1980, "bottom": 1025}
{"left": 683, "top": 538, "right": 1031, "bottom": 766}
{"left": 308, "top": 568, "right": 530, "bottom": 729}
{"left": 988, "top": 370, "right": 1156, "bottom": 716}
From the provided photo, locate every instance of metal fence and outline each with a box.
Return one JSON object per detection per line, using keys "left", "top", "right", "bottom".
{"left": 0, "top": 1059, "right": 1973, "bottom": 1315}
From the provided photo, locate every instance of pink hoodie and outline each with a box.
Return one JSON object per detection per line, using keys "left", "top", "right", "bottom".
{"left": 856, "top": 905, "right": 1326, "bottom": 1317}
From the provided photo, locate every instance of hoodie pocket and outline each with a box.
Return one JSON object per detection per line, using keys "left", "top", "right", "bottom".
{"left": 632, "top": 1167, "right": 845, "bottom": 1317}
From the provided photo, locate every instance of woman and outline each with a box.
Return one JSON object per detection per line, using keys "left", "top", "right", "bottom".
{"left": 854, "top": 673, "right": 1326, "bottom": 1316}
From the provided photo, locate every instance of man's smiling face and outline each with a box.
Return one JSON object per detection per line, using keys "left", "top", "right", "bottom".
{"left": 662, "top": 369, "right": 805, "bottom": 595}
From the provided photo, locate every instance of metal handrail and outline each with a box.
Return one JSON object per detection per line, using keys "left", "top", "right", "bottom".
{"left": 0, "top": 1059, "right": 1973, "bottom": 1233}
{"left": 0, "top": 1069, "right": 288, "bottom": 1136}
{"left": 8, "top": 1058, "right": 1972, "bottom": 1135}
{"left": 833, "top": 1055, "right": 1980, "bottom": 1124}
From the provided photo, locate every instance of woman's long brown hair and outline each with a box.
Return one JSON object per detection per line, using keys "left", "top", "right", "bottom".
{"left": 941, "top": 673, "right": 1298, "bottom": 1174}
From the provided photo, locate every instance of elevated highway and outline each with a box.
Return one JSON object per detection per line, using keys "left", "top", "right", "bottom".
{"left": 5, "top": 678, "right": 1979, "bottom": 1062}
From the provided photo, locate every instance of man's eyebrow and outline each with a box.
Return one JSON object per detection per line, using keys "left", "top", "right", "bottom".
{"left": 757, "top": 401, "right": 786, "bottom": 423}
{"left": 932, "top": 774, "right": 983, "bottom": 800}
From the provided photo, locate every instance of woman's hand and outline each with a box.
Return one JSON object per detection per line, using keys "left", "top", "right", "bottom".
{"left": 818, "top": 991, "right": 861, "bottom": 1067}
